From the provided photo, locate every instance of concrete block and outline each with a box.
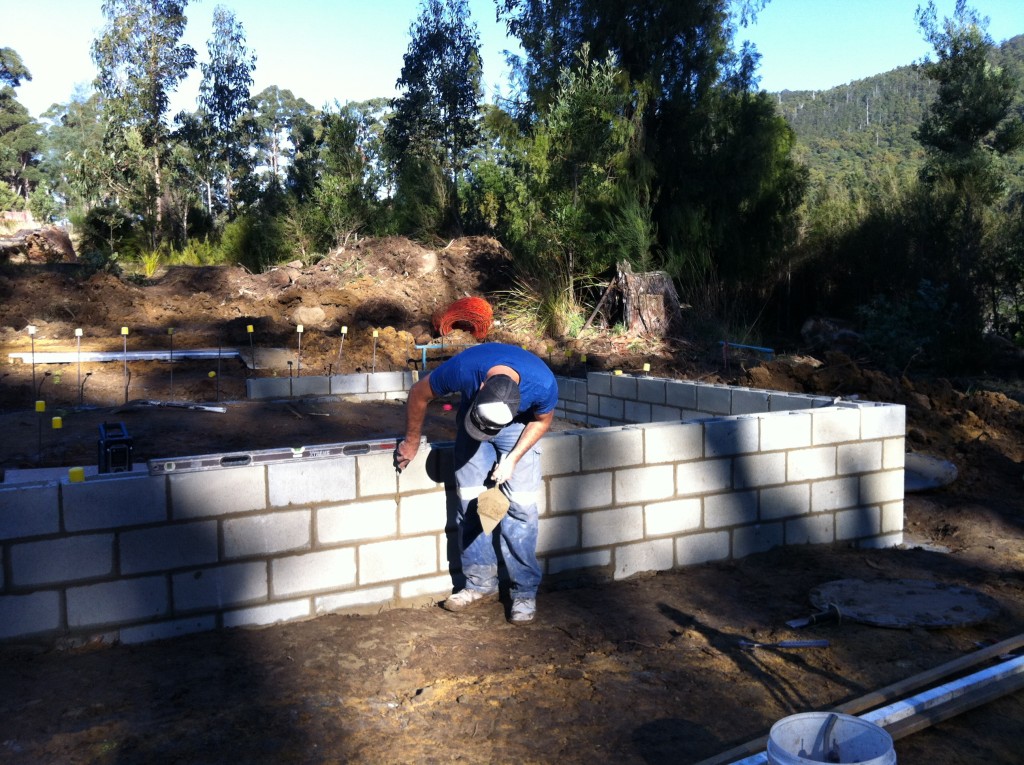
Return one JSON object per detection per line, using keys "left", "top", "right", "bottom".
{"left": 697, "top": 384, "right": 733, "bottom": 415}
{"left": 582, "top": 506, "right": 643, "bottom": 547}
{"left": 732, "top": 523, "right": 784, "bottom": 558}
{"left": 549, "top": 473, "right": 612, "bottom": 512}
{"left": 860, "top": 403, "right": 906, "bottom": 439}
{"left": 650, "top": 404, "right": 683, "bottom": 422}
{"left": 665, "top": 380, "right": 698, "bottom": 410}
{"left": 812, "top": 407, "right": 861, "bottom": 445}
{"left": 315, "top": 585, "right": 395, "bottom": 614}
{"left": 787, "top": 447, "right": 837, "bottom": 483}
{"left": 837, "top": 442, "right": 883, "bottom": 475}
{"left": 399, "top": 573, "right": 453, "bottom": 599}
{"left": 0, "top": 591, "right": 62, "bottom": 639}
{"left": 614, "top": 538, "right": 674, "bottom": 580}
{"left": 705, "top": 491, "right": 758, "bottom": 528}
{"left": 67, "top": 576, "right": 169, "bottom": 627}
{"left": 540, "top": 432, "right": 581, "bottom": 476}
{"left": 883, "top": 439, "right": 906, "bottom": 470}
{"left": 329, "top": 374, "right": 369, "bottom": 395}
{"left": 289, "top": 375, "right": 330, "bottom": 397}
{"left": 598, "top": 395, "right": 625, "bottom": 421}
{"left": 587, "top": 394, "right": 600, "bottom": 415}
{"left": 677, "top": 458, "right": 732, "bottom": 496}
{"left": 645, "top": 498, "right": 701, "bottom": 536}
{"left": 170, "top": 466, "right": 266, "bottom": 519}
{"left": 121, "top": 521, "right": 218, "bottom": 575}
{"left": 761, "top": 412, "right": 812, "bottom": 451}
{"left": 860, "top": 532, "right": 903, "bottom": 549}
{"left": 357, "top": 452, "right": 397, "bottom": 498}
{"left": 836, "top": 506, "right": 881, "bottom": 540}
{"left": 398, "top": 451, "right": 444, "bottom": 493}
{"left": 557, "top": 377, "right": 586, "bottom": 403}
{"left": 581, "top": 427, "right": 643, "bottom": 471}
{"left": 731, "top": 388, "right": 771, "bottom": 415}
{"left": 119, "top": 616, "right": 216, "bottom": 645}
{"left": 624, "top": 399, "right": 652, "bottom": 423}
{"left": 384, "top": 391, "right": 409, "bottom": 402}
{"left": 268, "top": 456, "right": 356, "bottom": 507}
{"left": 368, "top": 371, "right": 409, "bottom": 393}
{"left": 224, "top": 510, "right": 311, "bottom": 558}
{"left": 173, "top": 561, "right": 268, "bottom": 611}
{"left": 587, "top": 416, "right": 613, "bottom": 428}
{"left": 811, "top": 477, "right": 860, "bottom": 512}
{"left": 676, "top": 531, "right": 730, "bottom": 566}
{"left": 610, "top": 373, "right": 638, "bottom": 400}
{"left": 761, "top": 484, "right": 810, "bottom": 520}
{"left": 881, "top": 500, "right": 904, "bottom": 534}
{"left": 537, "top": 514, "right": 579, "bottom": 553}
{"left": 400, "top": 491, "right": 447, "bottom": 535}
{"left": 586, "top": 372, "right": 611, "bottom": 397}
{"left": 546, "top": 549, "right": 611, "bottom": 575}
{"left": 636, "top": 377, "right": 667, "bottom": 404}
{"left": 11, "top": 534, "right": 113, "bottom": 586}
{"left": 770, "top": 393, "right": 819, "bottom": 411}
{"left": 786, "top": 514, "right": 834, "bottom": 545}
{"left": 63, "top": 474, "right": 167, "bottom": 531}
{"left": 704, "top": 417, "right": 759, "bottom": 457}
{"left": 734, "top": 452, "right": 786, "bottom": 488}
{"left": 0, "top": 483, "right": 59, "bottom": 540}
{"left": 860, "top": 470, "right": 904, "bottom": 505}
{"left": 272, "top": 548, "right": 357, "bottom": 596}
{"left": 615, "top": 464, "right": 675, "bottom": 504}
{"left": 359, "top": 536, "right": 438, "bottom": 584}
{"left": 246, "top": 377, "right": 287, "bottom": 399}
{"left": 641, "top": 421, "right": 702, "bottom": 464}
{"left": 223, "top": 598, "right": 310, "bottom": 628}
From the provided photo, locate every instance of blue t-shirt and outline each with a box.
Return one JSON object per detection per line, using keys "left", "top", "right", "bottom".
{"left": 427, "top": 343, "right": 558, "bottom": 418}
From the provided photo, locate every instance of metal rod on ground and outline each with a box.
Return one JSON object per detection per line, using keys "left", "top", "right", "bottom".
{"left": 338, "top": 325, "right": 347, "bottom": 372}
{"left": 121, "top": 326, "right": 129, "bottom": 404}
{"left": 296, "top": 324, "right": 303, "bottom": 376}
{"left": 693, "top": 631, "right": 1024, "bottom": 765}
{"left": 371, "top": 329, "right": 378, "bottom": 373}
{"left": 27, "top": 325, "right": 37, "bottom": 401}
{"left": 35, "top": 400, "right": 45, "bottom": 462}
{"left": 168, "top": 327, "right": 175, "bottom": 401}
{"left": 247, "top": 324, "right": 256, "bottom": 370}
{"left": 75, "top": 328, "right": 83, "bottom": 406}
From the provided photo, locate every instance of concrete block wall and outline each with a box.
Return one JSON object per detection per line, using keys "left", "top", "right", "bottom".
{"left": 0, "top": 372, "right": 905, "bottom": 646}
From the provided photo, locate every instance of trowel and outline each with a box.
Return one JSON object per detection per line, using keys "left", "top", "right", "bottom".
{"left": 477, "top": 482, "right": 510, "bottom": 534}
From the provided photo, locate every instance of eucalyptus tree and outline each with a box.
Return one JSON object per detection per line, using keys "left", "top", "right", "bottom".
{"left": 250, "top": 85, "right": 316, "bottom": 188}
{"left": 197, "top": 5, "right": 257, "bottom": 216}
{"left": 911, "top": 0, "right": 1024, "bottom": 361}
{"left": 0, "top": 48, "right": 42, "bottom": 208}
{"left": 496, "top": 0, "right": 802, "bottom": 315}
{"left": 91, "top": 0, "right": 196, "bottom": 245}
{"left": 384, "top": 0, "right": 482, "bottom": 234}
{"left": 38, "top": 91, "right": 109, "bottom": 218}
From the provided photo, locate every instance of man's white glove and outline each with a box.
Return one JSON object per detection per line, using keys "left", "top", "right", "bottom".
{"left": 490, "top": 455, "right": 515, "bottom": 485}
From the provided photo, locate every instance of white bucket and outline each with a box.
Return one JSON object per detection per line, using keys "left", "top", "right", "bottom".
{"left": 766, "top": 712, "right": 896, "bottom": 765}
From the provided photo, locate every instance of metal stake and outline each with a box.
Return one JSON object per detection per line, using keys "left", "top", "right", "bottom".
{"left": 371, "top": 329, "right": 379, "bottom": 373}
{"left": 75, "top": 328, "right": 83, "bottom": 405}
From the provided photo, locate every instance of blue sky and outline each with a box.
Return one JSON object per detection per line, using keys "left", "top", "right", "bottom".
{"left": 740, "top": 0, "right": 1024, "bottom": 92}
{"left": 6, "top": 0, "right": 1024, "bottom": 120}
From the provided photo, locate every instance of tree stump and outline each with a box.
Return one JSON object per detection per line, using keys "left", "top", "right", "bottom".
{"left": 617, "top": 261, "right": 683, "bottom": 337}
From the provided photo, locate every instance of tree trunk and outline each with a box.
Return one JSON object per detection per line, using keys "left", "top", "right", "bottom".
{"left": 617, "top": 261, "right": 684, "bottom": 337}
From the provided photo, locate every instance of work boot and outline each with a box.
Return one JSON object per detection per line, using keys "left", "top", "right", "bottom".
{"left": 442, "top": 588, "right": 499, "bottom": 613}
{"left": 509, "top": 598, "right": 536, "bottom": 625}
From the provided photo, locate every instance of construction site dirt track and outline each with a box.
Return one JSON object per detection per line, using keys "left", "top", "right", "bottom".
{"left": 1, "top": 236, "right": 1023, "bottom": 764}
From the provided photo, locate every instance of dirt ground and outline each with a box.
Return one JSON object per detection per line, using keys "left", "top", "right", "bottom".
{"left": 1, "top": 237, "right": 1024, "bottom": 764}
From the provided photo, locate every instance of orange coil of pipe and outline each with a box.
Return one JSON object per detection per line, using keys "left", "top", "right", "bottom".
{"left": 433, "top": 297, "right": 494, "bottom": 340}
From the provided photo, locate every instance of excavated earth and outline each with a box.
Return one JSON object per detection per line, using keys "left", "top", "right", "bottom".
{"left": 1, "top": 236, "right": 1023, "bottom": 764}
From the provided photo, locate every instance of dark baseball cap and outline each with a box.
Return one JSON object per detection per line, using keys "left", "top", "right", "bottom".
{"left": 465, "top": 374, "right": 521, "bottom": 441}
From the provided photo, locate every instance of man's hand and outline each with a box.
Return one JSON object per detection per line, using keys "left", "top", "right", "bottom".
{"left": 490, "top": 455, "right": 517, "bottom": 485}
{"left": 394, "top": 439, "right": 419, "bottom": 473}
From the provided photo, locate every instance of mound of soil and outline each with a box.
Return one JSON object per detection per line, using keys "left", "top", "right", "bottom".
{"left": 1, "top": 236, "right": 1023, "bottom": 764}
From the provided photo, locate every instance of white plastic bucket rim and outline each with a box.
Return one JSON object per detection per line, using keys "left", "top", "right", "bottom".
{"left": 766, "top": 712, "right": 896, "bottom": 764}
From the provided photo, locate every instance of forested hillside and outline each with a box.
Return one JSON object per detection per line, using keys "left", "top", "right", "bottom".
{"left": 774, "top": 34, "right": 1024, "bottom": 183}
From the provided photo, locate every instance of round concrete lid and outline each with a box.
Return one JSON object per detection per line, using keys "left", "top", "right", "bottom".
{"left": 809, "top": 578, "right": 1001, "bottom": 629}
